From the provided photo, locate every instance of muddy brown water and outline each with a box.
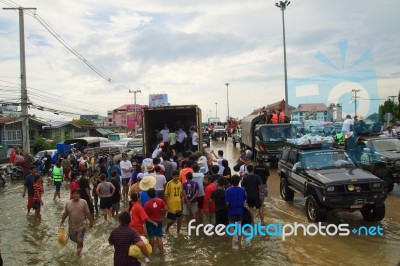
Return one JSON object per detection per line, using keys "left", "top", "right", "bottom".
{"left": 0, "top": 139, "right": 399, "bottom": 265}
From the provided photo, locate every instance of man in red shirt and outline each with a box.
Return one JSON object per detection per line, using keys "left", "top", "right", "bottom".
{"left": 129, "top": 193, "right": 157, "bottom": 235}
{"left": 203, "top": 175, "right": 216, "bottom": 224}
{"left": 144, "top": 188, "right": 168, "bottom": 254}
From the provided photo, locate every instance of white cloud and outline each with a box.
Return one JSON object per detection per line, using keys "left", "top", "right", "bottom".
{"left": 0, "top": 0, "right": 399, "bottom": 122}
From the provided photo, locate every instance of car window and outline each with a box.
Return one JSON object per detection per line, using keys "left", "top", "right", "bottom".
{"left": 288, "top": 150, "right": 298, "bottom": 165}
{"left": 281, "top": 148, "right": 290, "bottom": 162}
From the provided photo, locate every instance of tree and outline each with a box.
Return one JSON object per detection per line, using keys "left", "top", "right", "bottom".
{"left": 379, "top": 97, "right": 399, "bottom": 123}
{"left": 366, "top": 113, "right": 380, "bottom": 122}
{"left": 34, "top": 135, "right": 53, "bottom": 152}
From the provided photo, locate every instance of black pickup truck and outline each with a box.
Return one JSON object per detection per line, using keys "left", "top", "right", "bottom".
{"left": 278, "top": 143, "right": 387, "bottom": 222}
{"left": 359, "top": 136, "right": 400, "bottom": 192}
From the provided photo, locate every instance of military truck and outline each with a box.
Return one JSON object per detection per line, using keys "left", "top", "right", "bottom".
{"left": 240, "top": 114, "right": 297, "bottom": 164}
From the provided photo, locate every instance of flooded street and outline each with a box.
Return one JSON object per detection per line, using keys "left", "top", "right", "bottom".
{"left": 1, "top": 139, "right": 400, "bottom": 265}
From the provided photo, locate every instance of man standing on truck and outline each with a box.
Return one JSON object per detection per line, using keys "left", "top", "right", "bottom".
{"left": 278, "top": 109, "right": 286, "bottom": 123}
{"left": 190, "top": 127, "right": 199, "bottom": 152}
{"left": 158, "top": 124, "right": 170, "bottom": 152}
{"left": 176, "top": 127, "right": 188, "bottom": 153}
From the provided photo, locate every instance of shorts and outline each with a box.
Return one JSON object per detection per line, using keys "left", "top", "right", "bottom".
{"left": 27, "top": 196, "right": 34, "bottom": 209}
{"left": 69, "top": 228, "right": 86, "bottom": 243}
{"left": 197, "top": 196, "right": 204, "bottom": 210}
{"left": 32, "top": 200, "right": 41, "bottom": 210}
{"left": 167, "top": 211, "right": 182, "bottom": 220}
{"left": 54, "top": 181, "right": 62, "bottom": 192}
{"left": 146, "top": 221, "right": 163, "bottom": 238}
{"left": 247, "top": 197, "right": 262, "bottom": 209}
{"left": 169, "top": 143, "right": 177, "bottom": 150}
{"left": 228, "top": 215, "right": 242, "bottom": 223}
{"left": 100, "top": 197, "right": 112, "bottom": 209}
{"left": 111, "top": 202, "right": 120, "bottom": 211}
{"left": 215, "top": 209, "right": 228, "bottom": 225}
{"left": 121, "top": 178, "right": 130, "bottom": 186}
{"left": 183, "top": 202, "right": 198, "bottom": 215}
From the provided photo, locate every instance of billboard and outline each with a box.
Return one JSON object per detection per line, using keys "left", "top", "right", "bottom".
{"left": 149, "top": 94, "right": 168, "bottom": 107}
{"left": 126, "top": 104, "right": 144, "bottom": 130}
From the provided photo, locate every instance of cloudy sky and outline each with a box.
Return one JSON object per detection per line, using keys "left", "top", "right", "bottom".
{"left": 1, "top": 0, "right": 399, "bottom": 122}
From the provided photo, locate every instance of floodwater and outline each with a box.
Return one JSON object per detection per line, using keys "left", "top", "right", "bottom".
{"left": 0, "top": 139, "right": 400, "bottom": 266}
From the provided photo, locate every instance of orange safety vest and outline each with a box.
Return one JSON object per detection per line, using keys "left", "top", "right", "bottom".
{"left": 279, "top": 112, "right": 285, "bottom": 123}
{"left": 271, "top": 113, "right": 278, "bottom": 124}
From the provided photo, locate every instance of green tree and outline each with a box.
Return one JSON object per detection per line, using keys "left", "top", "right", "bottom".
{"left": 379, "top": 97, "right": 399, "bottom": 123}
{"left": 366, "top": 112, "right": 380, "bottom": 122}
{"left": 34, "top": 135, "right": 53, "bottom": 151}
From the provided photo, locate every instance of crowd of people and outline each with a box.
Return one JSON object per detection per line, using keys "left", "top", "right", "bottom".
{"left": 20, "top": 146, "right": 270, "bottom": 265}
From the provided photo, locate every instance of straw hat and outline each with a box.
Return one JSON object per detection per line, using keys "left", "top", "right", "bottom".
{"left": 139, "top": 176, "right": 156, "bottom": 191}
{"left": 146, "top": 164, "right": 154, "bottom": 171}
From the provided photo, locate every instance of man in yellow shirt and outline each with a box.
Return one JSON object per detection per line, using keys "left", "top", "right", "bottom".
{"left": 165, "top": 170, "right": 183, "bottom": 234}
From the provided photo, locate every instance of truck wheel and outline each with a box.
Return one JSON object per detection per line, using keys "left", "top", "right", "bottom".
{"left": 305, "top": 195, "right": 327, "bottom": 222}
{"left": 374, "top": 168, "right": 394, "bottom": 192}
{"left": 280, "top": 178, "right": 294, "bottom": 201}
{"left": 360, "top": 202, "right": 385, "bottom": 221}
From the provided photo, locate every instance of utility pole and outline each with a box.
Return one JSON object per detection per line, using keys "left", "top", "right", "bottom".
{"left": 275, "top": 1, "right": 290, "bottom": 115}
{"left": 225, "top": 83, "right": 230, "bottom": 121}
{"left": 129, "top": 90, "right": 141, "bottom": 137}
{"left": 352, "top": 89, "right": 360, "bottom": 117}
{"left": 4, "top": 7, "right": 36, "bottom": 153}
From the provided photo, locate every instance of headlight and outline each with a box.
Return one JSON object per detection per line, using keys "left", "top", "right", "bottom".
{"left": 371, "top": 183, "right": 381, "bottom": 189}
{"left": 347, "top": 184, "right": 355, "bottom": 192}
{"left": 327, "top": 186, "right": 335, "bottom": 192}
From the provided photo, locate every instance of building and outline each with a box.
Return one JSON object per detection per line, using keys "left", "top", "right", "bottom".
{"left": 80, "top": 115, "right": 107, "bottom": 126}
{"left": 0, "top": 104, "right": 19, "bottom": 117}
{"left": 291, "top": 103, "right": 333, "bottom": 123}
{"left": 0, "top": 116, "right": 47, "bottom": 159}
{"left": 42, "top": 121, "right": 115, "bottom": 140}
{"left": 107, "top": 104, "right": 146, "bottom": 129}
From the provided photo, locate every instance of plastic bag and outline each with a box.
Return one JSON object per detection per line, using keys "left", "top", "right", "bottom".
{"left": 128, "top": 235, "right": 152, "bottom": 259}
{"left": 58, "top": 227, "right": 69, "bottom": 247}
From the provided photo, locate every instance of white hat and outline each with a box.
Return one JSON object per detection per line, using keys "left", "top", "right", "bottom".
{"left": 139, "top": 176, "right": 156, "bottom": 191}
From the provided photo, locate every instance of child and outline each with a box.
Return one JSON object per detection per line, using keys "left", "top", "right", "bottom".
{"left": 203, "top": 175, "right": 216, "bottom": 225}
{"left": 144, "top": 188, "right": 168, "bottom": 254}
{"left": 211, "top": 177, "right": 228, "bottom": 226}
{"left": 225, "top": 175, "right": 246, "bottom": 248}
{"left": 165, "top": 170, "right": 183, "bottom": 234}
{"left": 33, "top": 174, "right": 44, "bottom": 222}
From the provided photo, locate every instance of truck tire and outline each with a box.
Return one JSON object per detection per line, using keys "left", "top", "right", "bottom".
{"left": 360, "top": 202, "right": 385, "bottom": 222}
{"left": 374, "top": 168, "right": 394, "bottom": 192}
{"left": 280, "top": 178, "right": 294, "bottom": 201}
{"left": 305, "top": 195, "right": 327, "bottom": 222}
